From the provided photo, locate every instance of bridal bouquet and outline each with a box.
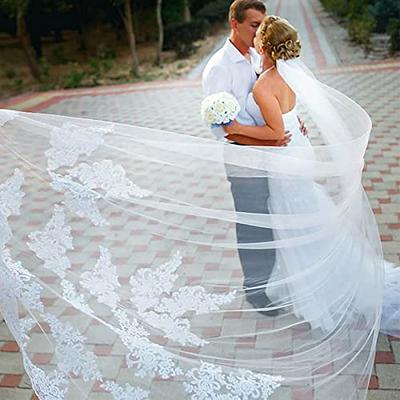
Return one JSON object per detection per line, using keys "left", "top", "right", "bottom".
{"left": 201, "top": 92, "right": 240, "bottom": 127}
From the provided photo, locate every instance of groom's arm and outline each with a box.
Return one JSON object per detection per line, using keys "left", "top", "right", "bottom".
{"left": 225, "top": 133, "right": 291, "bottom": 146}
{"left": 224, "top": 122, "right": 286, "bottom": 141}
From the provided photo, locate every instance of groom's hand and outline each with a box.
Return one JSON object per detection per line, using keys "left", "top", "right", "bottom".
{"left": 276, "top": 131, "right": 292, "bottom": 146}
{"left": 223, "top": 120, "right": 240, "bottom": 134}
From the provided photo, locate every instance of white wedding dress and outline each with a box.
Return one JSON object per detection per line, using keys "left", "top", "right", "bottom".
{"left": 246, "top": 83, "right": 399, "bottom": 334}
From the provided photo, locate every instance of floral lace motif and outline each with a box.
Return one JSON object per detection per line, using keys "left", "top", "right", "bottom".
{"left": 27, "top": 206, "right": 73, "bottom": 278}
{"left": 101, "top": 381, "right": 149, "bottom": 400}
{"left": 0, "top": 168, "right": 25, "bottom": 218}
{"left": 46, "top": 122, "right": 114, "bottom": 171}
{"left": 50, "top": 173, "right": 107, "bottom": 226}
{"left": 61, "top": 279, "right": 93, "bottom": 314}
{"left": 43, "top": 313, "right": 102, "bottom": 381}
{"left": 0, "top": 169, "right": 25, "bottom": 247}
{"left": 70, "top": 160, "right": 151, "bottom": 199}
{"left": 24, "top": 357, "right": 69, "bottom": 400}
{"left": 114, "top": 309, "right": 182, "bottom": 379}
{"left": 0, "top": 263, "right": 22, "bottom": 344}
{"left": 19, "top": 318, "right": 37, "bottom": 347}
{"left": 184, "top": 362, "right": 284, "bottom": 400}
{"left": 2, "top": 249, "right": 44, "bottom": 311}
{"left": 130, "top": 252, "right": 236, "bottom": 346}
{"left": 50, "top": 160, "right": 149, "bottom": 227}
{"left": 130, "top": 252, "right": 182, "bottom": 313}
{"left": 114, "top": 309, "right": 150, "bottom": 340}
{"left": 126, "top": 337, "right": 183, "bottom": 379}
{"left": 80, "top": 246, "right": 121, "bottom": 310}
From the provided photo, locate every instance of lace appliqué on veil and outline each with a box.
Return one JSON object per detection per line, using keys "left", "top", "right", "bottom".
{"left": 114, "top": 309, "right": 183, "bottom": 379}
{"left": 0, "top": 169, "right": 25, "bottom": 247}
{"left": 43, "top": 313, "right": 102, "bottom": 381}
{"left": 101, "top": 381, "right": 149, "bottom": 400}
{"left": 50, "top": 160, "right": 151, "bottom": 227}
{"left": 27, "top": 205, "right": 73, "bottom": 278}
{"left": 70, "top": 160, "right": 151, "bottom": 199}
{"left": 1, "top": 249, "right": 44, "bottom": 312}
{"left": 130, "top": 252, "right": 236, "bottom": 346}
{"left": 61, "top": 279, "right": 93, "bottom": 314}
{"left": 24, "top": 358, "right": 69, "bottom": 400}
{"left": 80, "top": 246, "right": 121, "bottom": 310}
{"left": 184, "top": 362, "right": 284, "bottom": 400}
{"left": 46, "top": 124, "right": 150, "bottom": 227}
{"left": 126, "top": 338, "right": 183, "bottom": 379}
{"left": 46, "top": 122, "right": 114, "bottom": 171}
{"left": 50, "top": 173, "right": 107, "bottom": 226}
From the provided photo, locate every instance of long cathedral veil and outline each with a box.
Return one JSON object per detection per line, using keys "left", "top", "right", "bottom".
{"left": 0, "top": 56, "right": 390, "bottom": 399}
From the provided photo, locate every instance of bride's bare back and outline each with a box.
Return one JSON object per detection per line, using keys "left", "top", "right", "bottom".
{"left": 253, "top": 66, "right": 296, "bottom": 115}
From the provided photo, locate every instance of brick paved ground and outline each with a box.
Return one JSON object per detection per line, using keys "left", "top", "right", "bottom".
{"left": 0, "top": 0, "right": 399, "bottom": 399}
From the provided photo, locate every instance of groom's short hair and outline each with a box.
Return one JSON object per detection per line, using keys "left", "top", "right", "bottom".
{"left": 229, "top": 0, "right": 267, "bottom": 23}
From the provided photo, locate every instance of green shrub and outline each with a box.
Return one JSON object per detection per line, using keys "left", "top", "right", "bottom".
{"left": 88, "top": 58, "right": 101, "bottom": 74}
{"left": 63, "top": 69, "right": 86, "bottom": 88}
{"left": 97, "top": 45, "right": 116, "bottom": 60}
{"left": 321, "top": 0, "right": 399, "bottom": 50}
{"left": 163, "top": 19, "right": 211, "bottom": 58}
{"left": 40, "top": 58, "right": 50, "bottom": 79}
{"left": 162, "top": 0, "right": 185, "bottom": 25}
{"left": 101, "top": 58, "right": 113, "bottom": 72}
{"left": 51, "top": 45, "right": 68, "bottom": 65}
{"left": 347, "top": 0, "right": 368, "bottom": 20}
{"left": 387, "top": 18, "right": 400, "bottom": 52}
{"left": 369, "top": 0, "right": 400, "bottom": 33}
{"left": 321, "top": 0, "right": 349, "bottom": 18}
{"left": 12, "top": 78, "right": 23, "bottom": 90}
{"left": 86, "top": 57, "right": 113, "bottom": 85}
{"left": 195, "top": 0, "right": 231, "bottom": 23}
{"left": 348, "top": 12, "right": 376, "bottom": 48}
{"left": 3, "top": 66, "right": 16, "bottom": 79}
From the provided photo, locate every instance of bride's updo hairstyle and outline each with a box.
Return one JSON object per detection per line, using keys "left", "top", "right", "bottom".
{"left": 258, "top": 15, "right": 301, "bottom": 61}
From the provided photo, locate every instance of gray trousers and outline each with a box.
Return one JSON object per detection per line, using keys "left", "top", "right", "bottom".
{"left": 227, "top": 174, "right": 276, "bottom": 291}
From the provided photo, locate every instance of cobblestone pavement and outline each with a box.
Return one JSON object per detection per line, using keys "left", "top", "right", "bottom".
{"left": 0, "top": 0, "right": 399, "bottom": 399}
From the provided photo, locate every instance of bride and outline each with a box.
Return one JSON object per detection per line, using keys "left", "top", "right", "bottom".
{"left": 224, "top": 15, "right": 399, "bottom": 335}
{"left": 0, "top": 14, "right": 398, "bottom": 400}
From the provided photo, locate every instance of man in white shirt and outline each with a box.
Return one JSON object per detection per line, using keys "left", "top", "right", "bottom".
{"left": 202, "top": 0, "right": 287, "bottom": 316}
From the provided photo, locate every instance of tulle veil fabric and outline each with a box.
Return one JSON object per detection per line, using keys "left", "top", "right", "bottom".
{"left": 0, "top": 58, "right": 395, "bottom": 400}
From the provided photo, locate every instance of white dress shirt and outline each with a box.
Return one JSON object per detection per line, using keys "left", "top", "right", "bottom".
{"left": 202, "top": 39, "right": 261, "bottom": 140}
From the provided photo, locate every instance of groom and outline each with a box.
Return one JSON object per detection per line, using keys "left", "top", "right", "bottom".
{"left": 202, "top": 0, "right": 290, "bottom": 316}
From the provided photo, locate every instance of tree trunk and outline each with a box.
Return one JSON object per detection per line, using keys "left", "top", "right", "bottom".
{"left": 155, "top": 0, "right": 163, "bottom": 66}
{"left": 16, "top": 9, "right": 41, "bottom": 81}
{"left": 75, "top": 0, "right": 88, "bottom": 52}
{"left": 26, "top": 0, "right": 42, "bottom": 59}
{"left": 123, "top": 0, "right": 139, "bottom": 76}
{"left": 183, "top": 0, "right": 191, "bottom": 23}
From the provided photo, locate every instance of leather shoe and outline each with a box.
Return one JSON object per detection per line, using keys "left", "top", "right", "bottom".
{"left": 245, "top": 292, "right": 279, "bottom": 317}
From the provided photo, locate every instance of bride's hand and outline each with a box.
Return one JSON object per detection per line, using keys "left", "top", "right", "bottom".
{"left": 297, "top": 116, "right": 308, "bottom": 137}
{"left": 223, "top": 119, "right": 241, "bottom": 134}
